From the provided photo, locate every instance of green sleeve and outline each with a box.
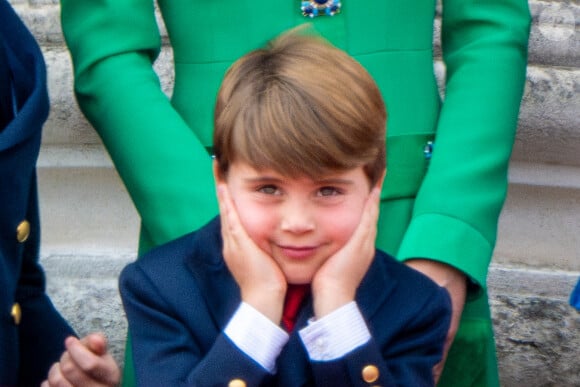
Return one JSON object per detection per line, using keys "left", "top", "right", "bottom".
{"left": 397, "top": 0, "right": 531, "bottom": 289}
{"left": 61, "top": 0, "right": 217, "bottom": 250}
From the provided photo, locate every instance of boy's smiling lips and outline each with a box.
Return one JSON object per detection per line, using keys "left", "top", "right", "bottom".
{"left": 275, "top": 244, "right": 321, "bottom": 260}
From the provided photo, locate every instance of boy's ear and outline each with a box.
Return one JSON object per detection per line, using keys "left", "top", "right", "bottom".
{"left": 375, "top": 169, "right": 387, "bottom": 191}
{"left": 212, "top": 159, "right": 224, "bottom": 184}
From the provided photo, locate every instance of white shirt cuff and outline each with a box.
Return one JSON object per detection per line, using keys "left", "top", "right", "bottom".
{"left": 224, "top": 302, "right": 289, "bottom": 373}
{"left": 298, "top": 301, "right": 371, "bottom": 361}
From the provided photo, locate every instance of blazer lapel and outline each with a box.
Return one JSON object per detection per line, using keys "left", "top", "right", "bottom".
{"left": 276, "top": 331, "right": 312, "bottom": 387}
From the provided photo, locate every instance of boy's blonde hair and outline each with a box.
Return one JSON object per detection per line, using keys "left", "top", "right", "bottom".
{"left": 213, "top": 28, "right": 387, "bottom": 185}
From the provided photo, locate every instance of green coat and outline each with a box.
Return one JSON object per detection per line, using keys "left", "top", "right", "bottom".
{"left": 61, "top": 0, "right": 530, "bottom": 385}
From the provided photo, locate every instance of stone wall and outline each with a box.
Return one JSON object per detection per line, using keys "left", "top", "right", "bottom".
{"left": 7, "top": 0, "right": 580, "bottom": 385}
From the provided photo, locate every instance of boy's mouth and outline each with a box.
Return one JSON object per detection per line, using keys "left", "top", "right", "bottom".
{"left": 276, "top": 245, "right": 319, "bottom": 260}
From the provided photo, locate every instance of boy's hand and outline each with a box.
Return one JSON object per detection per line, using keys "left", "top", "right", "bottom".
{"left": 217, "top": 184, "right": 287, "bottom": 323}
{"left": 311, "top": 187, "right": 381, "bottom": 318}
{"left": 41, "top": 333, "right": 120, "bottom": 387}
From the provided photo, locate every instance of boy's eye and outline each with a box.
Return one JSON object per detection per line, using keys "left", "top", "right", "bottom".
{"left": 258, "top": 185, "right": 280, "bottom": 195}
{"left": 317, "top": 186, "right": 341, "bottom": 197}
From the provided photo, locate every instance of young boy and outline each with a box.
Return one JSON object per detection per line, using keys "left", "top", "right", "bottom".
{"left": 119, "top": 31, "right": 451, "bottom": 386}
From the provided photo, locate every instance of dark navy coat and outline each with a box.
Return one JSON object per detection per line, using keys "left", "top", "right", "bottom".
{"left": 120, "top": 217, "right": 451, "bottom": 386}
{"left": 0, "top": 1, "right": 75, "bottom": 385}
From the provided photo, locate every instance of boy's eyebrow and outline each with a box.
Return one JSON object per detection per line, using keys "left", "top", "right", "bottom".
{"left": 243, "top": 176, "right": 284, "bottom": 184}
{"left": 313, "top": 178, "right": 355, "bottom": 186}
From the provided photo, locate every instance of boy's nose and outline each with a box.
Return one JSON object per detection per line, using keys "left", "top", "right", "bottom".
{"left": 280, "top": 201, "right": 315, "bottom": 234}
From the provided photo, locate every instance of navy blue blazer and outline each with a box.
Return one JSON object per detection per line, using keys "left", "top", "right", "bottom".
{"left": 0, "top": 1, "right": 75, "bottom": 385}
{"left": 120, "top": 217, "right": 451, "bottom": 386}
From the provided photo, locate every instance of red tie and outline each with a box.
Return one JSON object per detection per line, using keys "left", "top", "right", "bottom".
{"left": 282, "top": 284, "right": 310, "bottom": 332}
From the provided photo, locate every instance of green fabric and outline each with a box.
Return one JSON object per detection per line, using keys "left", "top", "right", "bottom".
{"left": 60, "top": 0, "right": 530, "bottom": 385}
{"left": 440, "top": 295, "right": 500, "bottom": 386}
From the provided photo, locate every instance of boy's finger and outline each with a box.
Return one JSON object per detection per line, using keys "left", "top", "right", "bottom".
{"left": 47, "top": 362, "right": 74, "bottom": 387}
{"left": 365, "top": 187, "right": 381, "bottom": 232}
{"left": 77, "top": 333, "right": 107, "bottom": 356}
{"left": 65, "top": 337, "right": 108, "bottom": 375}
{"left": 351, "top": 187, "right": 381, "bottom": 243}
{"left": 218, "top": 185, "right": 247, "bottom": 241}
{"left": 65, "top": 339, "right": 120, "bottom": 385}
{"left": 341, "top": 187, "right": 380, "bottom": 267}
{"left": 366, "top": 187, "right": 381, "bottom": 218}
{"left": 65, "top": 337, "right": 95, "bottom": 364}
{"left": 217, "top": 185, "right": 236, "bottom": 230}
{"left": 364, "top": 188, "right": 381, "bottom": 233}
{"left": 217, "top": 185, "right": 233, "bottom": 248}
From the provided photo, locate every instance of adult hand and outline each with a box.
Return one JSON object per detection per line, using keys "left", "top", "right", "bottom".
{"left": 311, "top": 187, "right": 381, "bottom": 318}
{"left": 217, "top": 184, "right": 287, "bottom": 323}
{"left": 405, "top": 259, "right": 467, "bottom": 383}
{"left": 41, "top": 333, "right": 120, "bottom": 387}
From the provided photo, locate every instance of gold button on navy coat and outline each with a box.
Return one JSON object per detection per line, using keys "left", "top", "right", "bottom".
{"left": 0, "top": 1, "right": 75, "bottom": 385}
{"left": 362, "top": 364, "right": 380, "bottom": 384}
{"left": 16, "top": 220, "right": 31, "bottom": 243}
{"left": 11, "top": 303, "right": 22, "bottom": 325}
{"left": 228, "top": 378, "right": 247, "bottom": 387}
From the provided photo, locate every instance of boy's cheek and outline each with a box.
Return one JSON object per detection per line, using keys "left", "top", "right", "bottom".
{"left": 321, "top": 209, "right": 361, "bottom": 239}
{"left": 236, "top": 205, "right": 273, "bottom": 248}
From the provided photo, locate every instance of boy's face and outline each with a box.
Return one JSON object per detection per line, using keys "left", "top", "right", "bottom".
{"left": 216, "top": 160, "right": 374, "bottom": 285}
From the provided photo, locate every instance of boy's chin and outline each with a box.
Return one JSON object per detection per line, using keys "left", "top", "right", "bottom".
{"left": 287, "top": 280, "right": 312, "bottom": 286}
{"left": 284, "top": 274, "right": 314, "bottom": 286}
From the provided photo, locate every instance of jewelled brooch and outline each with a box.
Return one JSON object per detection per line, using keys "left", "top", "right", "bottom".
{"left": 301, "top": 0, "right": 341, "bottom": 18}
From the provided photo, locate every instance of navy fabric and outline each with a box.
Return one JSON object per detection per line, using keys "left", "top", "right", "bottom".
{"left": 0, "top": 33, "right": 14, "bottom": 130}
{"left": 571, "top": 279, "right": 580, "bottom": 311}
{"left": 0, "top": 1, "right": 75, "bottom": 385}
{"left": 120, "top": 217, "right": 452, "bottom": 386}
